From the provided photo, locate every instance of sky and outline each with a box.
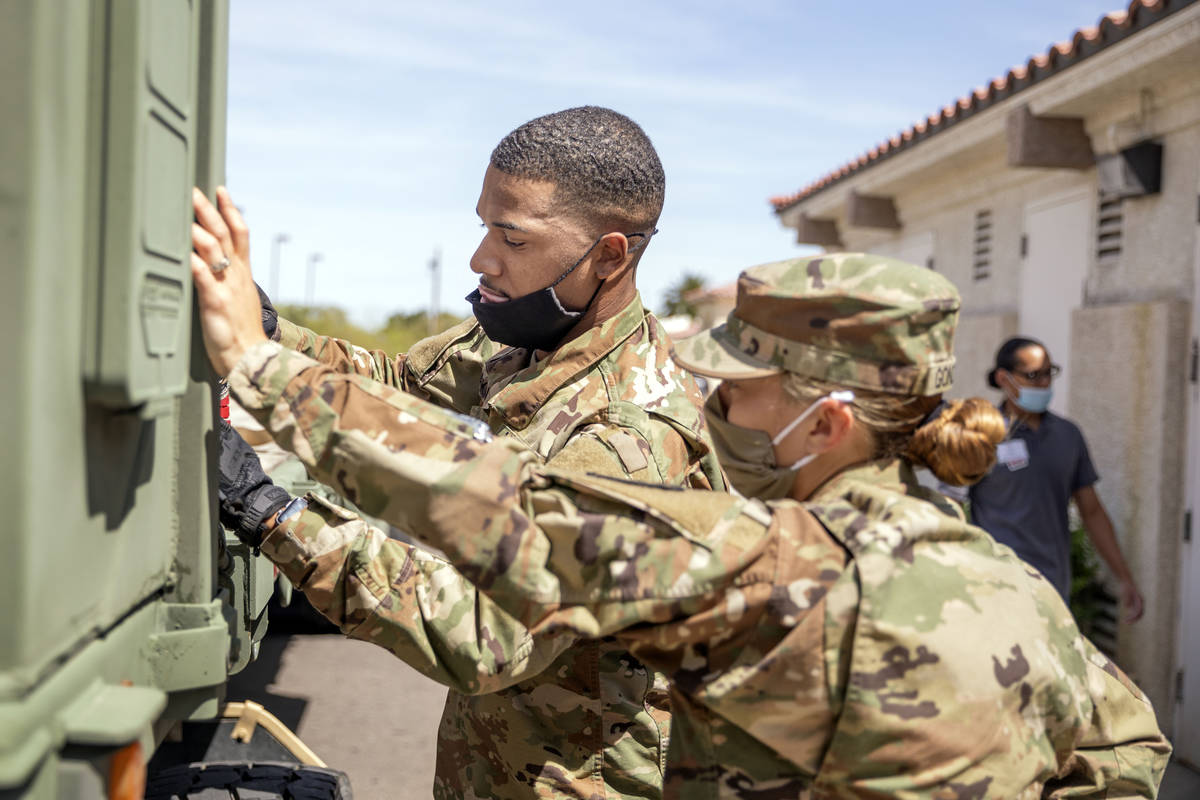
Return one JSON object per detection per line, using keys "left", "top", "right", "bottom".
{"left": 226, "top": 0, "right": 1128, "bottom": 327}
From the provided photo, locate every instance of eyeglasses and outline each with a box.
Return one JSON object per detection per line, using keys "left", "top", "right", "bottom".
{"left": 625, "top": 228, "right": 660, "bottom": 253}
{"left": 1011, "top": 364, "right": 1061, "bottom": 381}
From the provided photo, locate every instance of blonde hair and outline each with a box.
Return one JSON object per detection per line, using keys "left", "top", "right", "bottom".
{"left": 780, "top": 374, "right": 1006, "bottom": 487}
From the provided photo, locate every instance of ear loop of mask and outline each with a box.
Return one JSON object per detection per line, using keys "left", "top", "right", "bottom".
{"left": 771, "top": 390, "right": 856, "bottom": 471}
{"left": 545, "top": 228, "right": 660, "bottom": 311}
{"left": 548, "top": 228, "right": 659, "bottom": 290}
{"left": 995, "top": 372, "right": 1029, "bottom": 439}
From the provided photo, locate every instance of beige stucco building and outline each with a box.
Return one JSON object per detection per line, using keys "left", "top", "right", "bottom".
{"left": 770, "top": 0, "right": 1200, "bottom": 765}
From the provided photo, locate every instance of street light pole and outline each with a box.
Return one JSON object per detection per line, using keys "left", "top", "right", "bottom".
{"left": 305, "top": 253, "right": 323, "bottom": 307}
{"left": 270, "top": 233, "right": 290, "bottom": 299}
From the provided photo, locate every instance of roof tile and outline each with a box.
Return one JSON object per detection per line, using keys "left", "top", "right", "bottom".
{"left": 770, "top": 0, "right": 1184, "bottom": 213}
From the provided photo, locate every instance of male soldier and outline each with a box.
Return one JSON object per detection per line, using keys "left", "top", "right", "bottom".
{"left": 193, "top": 106, "right": 725, "bottom": 799}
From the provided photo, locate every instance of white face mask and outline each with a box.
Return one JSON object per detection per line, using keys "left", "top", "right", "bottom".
{"left": 771, "top": 390, "right": 856, "bottom": 471}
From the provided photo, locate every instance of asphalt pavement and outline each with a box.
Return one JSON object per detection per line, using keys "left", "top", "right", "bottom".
{"left": 226, "top": 632, "right": 447, "bottom": 800}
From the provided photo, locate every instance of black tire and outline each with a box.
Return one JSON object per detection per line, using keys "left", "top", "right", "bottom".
{"left": 145, "top": 761, "right": 352, "bottom": 800}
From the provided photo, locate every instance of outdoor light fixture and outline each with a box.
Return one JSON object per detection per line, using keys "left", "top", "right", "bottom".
{"left": 1097, "top": 140, "right": 1163, "bottom": 198}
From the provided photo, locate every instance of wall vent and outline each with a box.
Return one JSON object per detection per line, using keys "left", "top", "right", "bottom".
{"left": 972, "top": 210, "right": 992, "bottom": 281}
{"left": 1096, "top": 193, "right": 1124, "bottom": 267}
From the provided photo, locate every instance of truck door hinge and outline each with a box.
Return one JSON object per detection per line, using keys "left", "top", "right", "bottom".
{"left": 1191, "top": 338, "right": 1199, "bottom": 384}
{"left": 1186, "top": 510, "right": 1193, "bottom": 543}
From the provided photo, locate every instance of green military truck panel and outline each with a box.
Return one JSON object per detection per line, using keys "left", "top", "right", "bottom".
{"left": 0, "top": 0, "right": 253, "bottom": 796}
{"left": 85, "top": 0, "right": 201, "bottom": 409}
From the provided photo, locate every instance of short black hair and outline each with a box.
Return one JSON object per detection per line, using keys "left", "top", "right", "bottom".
{"left": 490, "top": 106, "right": 665, "bottom": 235}
{"left": 987, "top": 336, "right": 1045, "bottom": 388}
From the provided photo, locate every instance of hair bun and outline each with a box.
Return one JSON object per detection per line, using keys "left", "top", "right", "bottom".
{"left": 905, "top": 397, "right": 1006, "bottom": 486}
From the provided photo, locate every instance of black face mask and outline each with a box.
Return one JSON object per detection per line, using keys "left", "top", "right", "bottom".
{"left": 467, "top": 230, "right": 653, "bottom": 352}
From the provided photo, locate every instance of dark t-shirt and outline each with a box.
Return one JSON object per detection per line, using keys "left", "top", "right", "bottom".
{"left": 968, "top": 410, "right": 1099, "bottom": 600}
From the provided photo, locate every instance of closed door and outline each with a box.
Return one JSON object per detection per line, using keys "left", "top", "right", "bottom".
{"left": 1176, "top": 222, "right": 1200, "bottom": 769}
{"left": 1020, "top": 188, "right": 1090, "bottom": 414}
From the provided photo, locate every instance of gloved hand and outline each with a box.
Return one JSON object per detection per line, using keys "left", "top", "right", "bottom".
{"left": 218, "top": 418, "right": 290, "bottom": 546}
{"left": 256, "top": 283, "right": 279, "bottom": 341}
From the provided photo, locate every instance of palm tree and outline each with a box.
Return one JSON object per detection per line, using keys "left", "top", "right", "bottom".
{"left": 661, "top": 272, "right": 707, "bottom": 318}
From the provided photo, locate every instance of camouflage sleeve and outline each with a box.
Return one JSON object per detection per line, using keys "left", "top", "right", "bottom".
{"left": 1044, "top": 640, "right": 1171, "bottom": 798}
{"left": 257, "top": 492, "right": 576, "bottom": 694}
{"left": 228, "top": 340, "right": 780, "bottom": 644}
{"left": 275, "top": 316, "right": 409, "bottom": 387}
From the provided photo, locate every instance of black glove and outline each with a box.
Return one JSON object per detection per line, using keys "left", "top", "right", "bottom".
{"left": 218, "top": 419, "right": 290, "bottom": 546}
{"left": 257, "top": 283, "right": 279, "bottom": 341}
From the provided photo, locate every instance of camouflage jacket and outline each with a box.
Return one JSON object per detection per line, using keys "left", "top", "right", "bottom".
{"left": 228, "top": 362, "right": 1169, "bottom": 799}
{"left": 255, "top": 295, "right": 725, "bottom": 799}
{"left": 276, "top": 298, "right": 721, "bottom": 484}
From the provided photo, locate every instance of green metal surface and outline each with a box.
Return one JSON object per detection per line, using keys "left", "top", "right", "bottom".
{"left": 147, "top": 601, "right": 231, "bottom": 692}
{"left": 221, "top": 536, "right": 278, "bottom": 675}
{"left": 60, "top": 685, "right": 168, "bottom": 747}
{"left": 0, "top": 759, "right": 57, "bottom": 800}
{"left": 0, "top": 0, "right": 269, "bottom": 796}
{"left": 0, "top": 598, "right": 232, "bottom": 789}
{"left": 85, "top": 0, "right": 199, "bottom": 409}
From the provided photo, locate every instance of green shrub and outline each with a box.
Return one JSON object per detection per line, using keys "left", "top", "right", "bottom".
{"left": 276, "top": 305, "right": 466, "bottom": 356}
{"left": 1069, "top": 522, "right": 1118, "bottom": 656}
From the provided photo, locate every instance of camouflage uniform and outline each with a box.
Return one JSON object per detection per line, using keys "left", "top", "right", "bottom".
{"left": 229, "top": 255, "right": 1168, "bottom": 797}
{"left": 262, "top": 294, "right": 724, "bottom": 799}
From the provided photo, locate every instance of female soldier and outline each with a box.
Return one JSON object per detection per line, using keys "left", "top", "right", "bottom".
{"left": 693, "top": 283, "right": 1001, "bottom": 505}
{"left": 196, "top": 248, "right": 1169, "bottom": 798}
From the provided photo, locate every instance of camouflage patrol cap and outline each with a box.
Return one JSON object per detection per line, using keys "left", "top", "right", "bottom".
{"left": 673, "top": 253, "right": 959, "bottom": 395}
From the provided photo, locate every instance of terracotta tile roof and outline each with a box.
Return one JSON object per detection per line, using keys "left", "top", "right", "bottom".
{"left": 769, "top": 0, "right": 1194, "bottom": 214}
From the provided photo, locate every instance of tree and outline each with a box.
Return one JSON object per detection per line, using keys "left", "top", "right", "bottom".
{"left": 660, "top": 272, "right": 707, "bottom": 318}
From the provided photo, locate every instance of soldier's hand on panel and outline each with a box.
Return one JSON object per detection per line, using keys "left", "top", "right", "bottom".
{"left": 191, "top": 186, "right": 268, "bottom": 377}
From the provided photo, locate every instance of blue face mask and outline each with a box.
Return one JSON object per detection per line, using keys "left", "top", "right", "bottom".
{"left": 1012, "top": 385, "right": 1053, "bottom": 413}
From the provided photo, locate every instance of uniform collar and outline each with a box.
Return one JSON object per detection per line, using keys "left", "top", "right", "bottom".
{"left": 481, "top": 293, "right": 647, "bottom": 430}
{"left": 803, "top": 458, "right": 966, "bottom": 551}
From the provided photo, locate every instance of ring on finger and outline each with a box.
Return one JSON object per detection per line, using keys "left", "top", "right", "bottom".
{"left": 210, "top": 254, "right": 231, "bottom": 272}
